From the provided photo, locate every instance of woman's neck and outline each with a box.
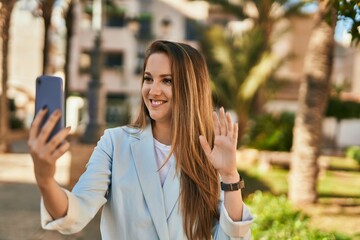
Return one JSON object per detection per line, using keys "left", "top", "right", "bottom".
{"left": 152, "top": 121, "right": 172, "bottom": 145}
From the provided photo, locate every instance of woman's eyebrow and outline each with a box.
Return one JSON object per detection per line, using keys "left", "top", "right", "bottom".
{"left": 144, "top": 72, "right": 172, "bottom": 77}
{"left": 160, "top": 74, "right": 173, "bottom": 78}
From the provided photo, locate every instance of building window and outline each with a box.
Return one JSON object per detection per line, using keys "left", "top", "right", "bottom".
{"left": 105, "top": 3, "right": 126, "bottom": 27}
{"left": 138, "top": 13, "right": 153, "bottom": 40}
{"left": 104, "top": 52, "right": 124, "bottom": 70}
{"left": 79, "top": 51, "right": 124, "bottom": 73}
{"left": 83, "top": 2, "right": 126, "bottom": 28}
{"left": 186, "top": 18, "right": 201, "bottom": 41}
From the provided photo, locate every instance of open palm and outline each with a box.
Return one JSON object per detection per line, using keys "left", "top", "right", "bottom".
{"left": 199, "top": 107, "right": 238, "bottom": 178}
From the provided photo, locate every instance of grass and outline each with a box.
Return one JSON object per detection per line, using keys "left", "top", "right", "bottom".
{"left": 327, "top": 156, "right": 360, "bottom": 171}
{"left": 318, "top": 170, "right": 360, "bottom": 199}
{"left": 238, "top": 153, "right": 360, "bottom": 238}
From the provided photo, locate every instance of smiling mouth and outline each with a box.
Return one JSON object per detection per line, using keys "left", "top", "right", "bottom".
{"left": 151, "top": 100, "right": 166, "bottom": 106}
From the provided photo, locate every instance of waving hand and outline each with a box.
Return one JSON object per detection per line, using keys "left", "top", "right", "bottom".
{"left": 199, "top": 107, "right": 239, "bottom": 180}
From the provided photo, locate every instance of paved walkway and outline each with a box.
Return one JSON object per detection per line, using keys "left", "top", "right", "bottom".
{"left": 0, "top": 141, "right": 101, "bottom": 240}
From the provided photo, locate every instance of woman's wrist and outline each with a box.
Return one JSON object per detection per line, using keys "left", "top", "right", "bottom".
{"left": 36, "top": 176, "right": 57, "bottom": 191}
{"left": 220, "top": 170, "right": 240, "bottom": 183}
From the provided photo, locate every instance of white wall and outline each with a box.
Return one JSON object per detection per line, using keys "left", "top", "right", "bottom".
{"left": 9, "top": 4, "right": 43, "bottom": 96}
{"left": 151, "top": 1, "right": 185, "bottom": 41}
{"left": 336, "top": 119, "right": 360, "bottom": 148}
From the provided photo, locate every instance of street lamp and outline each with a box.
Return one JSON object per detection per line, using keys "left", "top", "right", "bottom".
{"left": 81, "top": 0, "right": 106, "bottom": 143}
{"left": 125, "top": 16, "right": 143, "bottom": 74}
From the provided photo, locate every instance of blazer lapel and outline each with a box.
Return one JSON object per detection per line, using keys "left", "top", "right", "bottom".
{"left": 130, "top": 125, "right": 169, "bottom": 240}
{"left": 162, "top": 161, "right": 180, "bottom": 219}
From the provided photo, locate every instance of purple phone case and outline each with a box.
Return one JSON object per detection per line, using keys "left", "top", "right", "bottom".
{"left": 35, "top": 75, "right": 64, "bottom": 141}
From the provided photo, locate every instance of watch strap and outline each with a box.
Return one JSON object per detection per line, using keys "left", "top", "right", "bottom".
{"left": 221, "top": 175, "right": 245, "bottom": 191}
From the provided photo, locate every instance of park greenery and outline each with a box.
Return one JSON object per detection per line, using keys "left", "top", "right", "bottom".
{"left": 242, "top": 96, "right": 360, "bottom": 157}
{"left": 239, "top": 155, "right": 360, "bottom": 238}
{"left": 246, "top": 191, "right": 352, "bottom": 239}
{"left": 243, "top": 112, "right": 295, "bottom": 152}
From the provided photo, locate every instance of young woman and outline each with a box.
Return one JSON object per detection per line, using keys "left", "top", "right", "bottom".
{"left": 28, "top": 40, "right": 253, "bottom": 240}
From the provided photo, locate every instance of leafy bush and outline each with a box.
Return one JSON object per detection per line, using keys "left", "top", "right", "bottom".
{"left": 345, "top": 146, "right": 360, "bottom": 165}
{"left": 10, "top": 115, "right": 24, "bottom": 129}
{"left": 243, "top": 112, "right": 294, "bottom": 151}
{"left": 326, "top": 97, "right": 360, "bottom": 120}
{"left": 8, "top": 98, "right": 24, "bottom": 129}
{"left": 246, "top": 191, "right": 351, "bottom": 240}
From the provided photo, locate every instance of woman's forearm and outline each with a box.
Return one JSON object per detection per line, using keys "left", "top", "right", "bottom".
{"left": 37, "top": 178, "right": 69, "bottom": 219}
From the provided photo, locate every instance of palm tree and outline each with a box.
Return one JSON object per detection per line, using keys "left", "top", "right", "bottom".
{"left": 0, "top": 0, "right": 17, "bottom": 152}
{"left": 288, "top": 0, "right": 336, "bottom": 205}
{"left": 40, "top": 0, "right": 55, "bottom": 74}
{"left": 64, "top": 0, "right": 78, "bottom": 99}
{"left": 59, "top": 0, "right": 82, "bottom": 100}
{"left": 200, "top": 0, "right": 309, "bottom": 140}
{"left": 200, "top": 25, "right": 282, "bottom": 139}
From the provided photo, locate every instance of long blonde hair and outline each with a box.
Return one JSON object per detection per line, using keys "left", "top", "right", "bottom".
{"left": 133, "top": 40, "right": 219, "bottom": 240}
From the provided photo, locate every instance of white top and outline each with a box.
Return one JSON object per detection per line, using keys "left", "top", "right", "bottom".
{"left": 153, "top": 138, "right": 175, "bottom": 186}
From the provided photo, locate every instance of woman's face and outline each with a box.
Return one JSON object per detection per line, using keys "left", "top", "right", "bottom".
{"left": 142, "top": 53, "right": 173, "bottom": 125}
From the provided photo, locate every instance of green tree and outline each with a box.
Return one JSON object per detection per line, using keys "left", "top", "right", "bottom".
{"left": 199, "top": 0, "right": 309, "bottom": 139}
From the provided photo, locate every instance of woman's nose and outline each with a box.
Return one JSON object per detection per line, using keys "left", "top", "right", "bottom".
{"left": 149, "top": 82, "right": 161, "bottom": 95}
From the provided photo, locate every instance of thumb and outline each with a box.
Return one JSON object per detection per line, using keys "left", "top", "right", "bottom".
{"left": 199, "top": 135, "right": 212, "bottom": 157}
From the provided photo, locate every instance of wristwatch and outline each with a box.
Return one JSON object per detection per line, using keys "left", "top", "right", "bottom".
{"left": 221, "top": 175, "right": 245, "bottom": 191}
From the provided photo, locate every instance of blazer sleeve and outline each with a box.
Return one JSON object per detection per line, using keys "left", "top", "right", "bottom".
{"left": 213, "top": 191, "right": 253, "bottom": 240}
{"left": 40, "top": 129, "right": 114, "bottom": 234}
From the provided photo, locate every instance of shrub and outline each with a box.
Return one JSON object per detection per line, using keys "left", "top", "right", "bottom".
{"left": 243, "top": 112, "right": 294, "bottom": 151}
{"left": 326, "top": 97, "right": 360, "bottom": 121}
{"left": 246, "top": 191, "right": 351, "bottom": 240}
{"left": 8, "top": 98, "right": 24, "bottom": 129}
{"left": 10, "top": 115, "right": 24, "bottom": 129}
{"left": 345, "top": 146, "right": 360, "bottom": 165}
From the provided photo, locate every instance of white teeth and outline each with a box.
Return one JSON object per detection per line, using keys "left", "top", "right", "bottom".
{"left": 152, "top": 100, "right": 163, "bottom": 105}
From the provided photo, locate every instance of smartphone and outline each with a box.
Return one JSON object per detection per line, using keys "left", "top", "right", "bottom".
{"left": 35, "top": 75, "right": 64, "bottom": 141}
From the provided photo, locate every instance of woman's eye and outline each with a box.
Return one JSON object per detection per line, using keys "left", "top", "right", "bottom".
{"left": 143, "top": 76, "right": 152, "bottom": 82}
{"left": 163, "top": 78, "right": 172, "bottom": 84}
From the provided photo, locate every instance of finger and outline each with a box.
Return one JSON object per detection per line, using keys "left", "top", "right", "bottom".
{"left": 199, "top": 135, "right": 212, "bottom": 157}
{"left": 219, "top": 107, "right": 227, "bottom": 135}
{"left": 51, "top": 141, "right": 70, "bottom": 160}
{"left": 226, "top": 112, "right": 233, "bottom": 136}
{"left": 29, "top": 107, "right": 48, "bottom": 142}
{"left": 213, "top": 111, "right": 220, "bottom": 136}
{"left": 233, "top": 122, "right": 239, "bottom": 145}
{"left": 47, "top": 127, "right": 71, "bottom": 154}
{"left": 38, "top": 110, "right": 62, "bottom": 143}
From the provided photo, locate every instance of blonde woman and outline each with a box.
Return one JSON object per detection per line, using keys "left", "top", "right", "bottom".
{"left": 29, "top": 40, "right": 253, "bottom": 240}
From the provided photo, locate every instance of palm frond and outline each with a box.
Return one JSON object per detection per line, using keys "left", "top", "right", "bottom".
{"left": 238, "top": 52, "right": 282, "bottom": 101}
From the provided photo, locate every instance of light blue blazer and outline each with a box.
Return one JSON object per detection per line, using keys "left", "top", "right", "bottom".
{"left": 41, "top": 125, "right": 253, "bottom": 239}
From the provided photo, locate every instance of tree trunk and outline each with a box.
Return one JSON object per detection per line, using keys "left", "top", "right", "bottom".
{"left": 0, "top": 0, "right": 16, "bottom": 153}
{"left": 41, "top": 0, "right": 55, "bottom": 75}
{"left": 288, "top": 0, "right": 336, "bottom": 205}
{"left": 65, "top": 0, "right": 81, "bottom": 100}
